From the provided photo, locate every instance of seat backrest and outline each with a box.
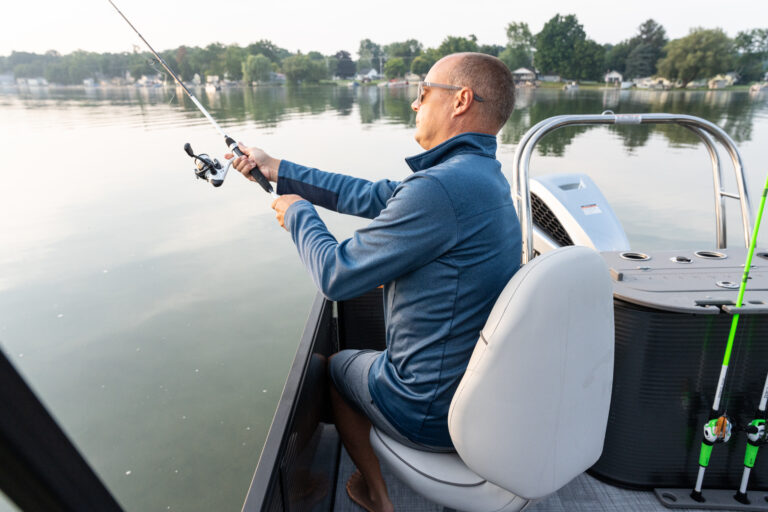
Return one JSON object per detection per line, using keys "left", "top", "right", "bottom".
{"left": 448, "top": 245, "right": 614, "bottom": 499}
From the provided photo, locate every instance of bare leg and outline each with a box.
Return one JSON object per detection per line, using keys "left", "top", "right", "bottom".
{"left": 330, "top": 382, "right": 394, "bottom": 512}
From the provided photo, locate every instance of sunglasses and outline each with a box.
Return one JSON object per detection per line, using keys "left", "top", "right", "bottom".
{"left": 414, "top": 81, "right": 485, "bottom": 108}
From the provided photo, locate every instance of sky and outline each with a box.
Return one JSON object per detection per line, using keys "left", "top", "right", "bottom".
{"left": 0, "top": 0, "right": 763, "bottom": 58}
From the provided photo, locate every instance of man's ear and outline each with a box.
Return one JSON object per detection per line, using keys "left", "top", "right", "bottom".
{"left": 451, "top": 88, "right": 473, "bottom": 118}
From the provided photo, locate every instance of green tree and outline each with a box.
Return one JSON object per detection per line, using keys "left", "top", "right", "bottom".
{"left": 224, "top": 44, "right": 244, "bottom": 80}
{"left": 478, "top": 44, "right": 504, "bottom": 57}
{"left": 282, "top": 54, "right": 311, "bottom": 83}
{"left": 734, "top": 28, "right": 768, "bottom": 82}
{"left": 437, "top": 35, "right": 479, "bottom": 57}
{"left": 499, "top": 21, "right": 534, "bottom": 71}
{"left": 625, "top": 43, "right": 656, "bottom": 79}
{"left": 602, "top": 20, "right": 667, "bottom": 77}
{"left": 11, "top": 51, "right": 45, "bottom": 78}
{"left": 334, "top": 50, "right": 356, "bottom": 78}
{"left": 326, "top": 56, "right": 339, "bottom": 77}
{"left": 573, "top": 39, "right": 605, "bottom": 80}
{"left": 309, "top": 60, "right": 329, "bottom": 81}
{"left": 384, "top": 57, "right": 406, "bottom": 79}
{"left": 200, "top": 42, "right": 226, "bottom": 80}
{"left": 507, "top": 22, "right": 535, "bottom": 49}
{"left": 358, "top": 38, "right": 383, "bottom": 72}
{"left": 634, "top": 19, "right": 668, "bottom": 51}
{"left": 383, "top": 39, "right": 423, "bottom": 70}
{"left": 282, "top": 54, "right": 327, "bottom": 83}
{"left": 175, "top": 46, "right": 194, "bottom": 81}
{"left": 534, "top": 14, "right": 586, "bottom": 77}
{"left": 604, "top": 41, "right": 632, "bottom": 74}
{"left": 307, "top": 51, "right": 324, "bottom": 61}
{"left": 410, "top": 55, "right": 432, "bottom": 76}
{"left": 242, "top": 54, "right": 273, "bottom": 84}
{"left": 246, "top": 40, "right": 290, "bottom": 64}
{"left": 499, "top": 46, "right": 532, "bottom": 70}
{"left": 657, "top": 28, "right": 734, "bottom": 87}
{"left": 630, "top": 19, "right": 668, "bottom": 74}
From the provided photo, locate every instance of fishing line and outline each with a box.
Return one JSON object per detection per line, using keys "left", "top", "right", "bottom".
{"left": 107, "top": 0, "right": 276, "bottom": 196}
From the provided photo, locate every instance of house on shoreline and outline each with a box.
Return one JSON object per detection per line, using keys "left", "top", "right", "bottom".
{"left": 511, "top": 67, "right": 536, "bottom": 86}
{"left": 355, "top": 69, "right": 380, "bottom": 82}
{"left": 604, "top": 70, "right": 623, "bottom": 85}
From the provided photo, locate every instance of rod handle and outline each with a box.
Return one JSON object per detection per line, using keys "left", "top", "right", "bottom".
{"left": 224, "top": 136, "right": 274, "bottom": 195}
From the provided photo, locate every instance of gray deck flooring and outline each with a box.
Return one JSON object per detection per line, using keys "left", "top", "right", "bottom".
{"left": 333, "top": 446, "right": 738, "bottom": 512}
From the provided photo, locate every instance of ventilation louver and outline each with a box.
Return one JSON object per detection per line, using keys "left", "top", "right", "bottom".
{"left": 531, "top": 192, "right": 574, "bottom": 247}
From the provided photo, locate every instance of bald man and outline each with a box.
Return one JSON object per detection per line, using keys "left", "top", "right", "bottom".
{"left": 230, "top": 53, "right": 521, "bottom": 512}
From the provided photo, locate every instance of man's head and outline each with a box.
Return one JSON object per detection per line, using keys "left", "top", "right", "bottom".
{"left": 412, "top": 52, "right": 515, "bottom": 150}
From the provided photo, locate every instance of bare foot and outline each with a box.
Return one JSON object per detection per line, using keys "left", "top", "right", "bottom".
{"left": 346, "top": 471, "right": 394, "bottom": 512}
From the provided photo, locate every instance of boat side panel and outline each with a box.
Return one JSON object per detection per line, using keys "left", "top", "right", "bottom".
{"left": 0, "top": 346, "right": 124, "bottom": 511}
{"left": 243, "top": 288, "right": 388, "bottom": 512}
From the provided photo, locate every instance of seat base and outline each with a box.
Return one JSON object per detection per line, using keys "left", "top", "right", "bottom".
{"left": 370, "top": 427, "right": 528, "bottom": 512}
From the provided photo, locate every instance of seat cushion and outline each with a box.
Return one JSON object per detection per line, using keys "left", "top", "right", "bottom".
{"left": 370, "top": 427, "right": 528, "bottom": 512}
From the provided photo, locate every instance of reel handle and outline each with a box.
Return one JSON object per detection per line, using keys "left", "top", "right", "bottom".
{"left": 224, "top": 136, "right": 274, "bottom": 195}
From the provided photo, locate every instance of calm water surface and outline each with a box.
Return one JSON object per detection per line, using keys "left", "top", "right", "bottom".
{"left": 1, "top": 84, "right": 768, "bottom": 511}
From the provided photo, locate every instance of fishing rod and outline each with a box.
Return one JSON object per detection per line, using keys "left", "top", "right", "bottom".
{"left": 690, "top": 171, "right": 768, "bottom": 503}
{"left": 733, "top": 371, "right": 768, "bottom": 504}
{"left": 106, "top": 0, "right": 276, "bottom": 196}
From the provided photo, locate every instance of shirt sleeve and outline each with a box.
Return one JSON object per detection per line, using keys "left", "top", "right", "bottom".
{"left": 276, "top": 160, "right": 400, "bottom": 219}
{"left": 283, "top": 174, "right": 458, "bottom": 301}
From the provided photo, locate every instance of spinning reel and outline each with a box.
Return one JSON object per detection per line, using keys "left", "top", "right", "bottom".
{"left": 703, "top": 415, "right": 733, "bottom": 444}
{"left": 184, "top": 142, "right": 233, "bottom": 187}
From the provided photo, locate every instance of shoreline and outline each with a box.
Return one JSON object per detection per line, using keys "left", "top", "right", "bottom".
{"left": 2, "top": 80, "right": 758, "bottom": 92}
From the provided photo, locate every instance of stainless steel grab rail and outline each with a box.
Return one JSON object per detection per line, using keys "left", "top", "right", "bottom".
{"left": 511, "top": 112, "right": 752, "bottom": 264}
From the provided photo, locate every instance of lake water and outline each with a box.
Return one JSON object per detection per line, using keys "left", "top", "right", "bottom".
{"left": 1, "top": 84, "right": 768, "bottom": 511}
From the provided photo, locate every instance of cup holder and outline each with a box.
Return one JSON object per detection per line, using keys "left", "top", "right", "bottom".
{"left": 694, "top": 250, "right": 727, "bottom": 260}
{"left": 716, "top": 281, "right": 739, "bottom": 289}
{"left": 757, "top": 252, "right": 768, "bottom": 260}
{"left": 670, "top": 256, "right": 692, "bottom": 264}
{"left": 661, "top": 492, "right": 678, "bottom": 502}
{"left": 620, "top": 252, "right": 651, "bottom": 261}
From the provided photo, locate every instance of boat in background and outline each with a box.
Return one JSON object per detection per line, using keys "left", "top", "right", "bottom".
{"left": 563, "top": 81, "right": 579, "bottom": 91}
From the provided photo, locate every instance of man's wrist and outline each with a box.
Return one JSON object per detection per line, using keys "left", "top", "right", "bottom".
{"left": 270, "top": 158, "right": 282, "bottom": 182}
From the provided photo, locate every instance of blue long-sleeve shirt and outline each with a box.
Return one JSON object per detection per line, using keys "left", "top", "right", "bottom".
{"left": 278, "top": 132, "right": 521, "bottom": 447}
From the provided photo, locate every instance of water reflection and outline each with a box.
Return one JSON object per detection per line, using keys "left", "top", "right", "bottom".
{"left": 7, "top": 85, "right": 765, "bottom": 155}
{"left": 500, "top": 88, "right": 766, "bottom": 156}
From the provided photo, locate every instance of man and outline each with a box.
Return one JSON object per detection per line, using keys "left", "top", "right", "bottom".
{"left": 228, "top": 52, "right": 521, "bottom": 512}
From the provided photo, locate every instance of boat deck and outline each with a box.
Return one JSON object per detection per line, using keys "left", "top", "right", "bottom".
{"left": 332, "top": 436, "right": 719, "bottom": 512}
{"left": 243, "top": 294, "right": 768, "bottom": 512}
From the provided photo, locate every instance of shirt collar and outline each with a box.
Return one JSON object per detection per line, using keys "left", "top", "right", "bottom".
{"left": 405, "top": 132, "right": 498, "bottom": 172}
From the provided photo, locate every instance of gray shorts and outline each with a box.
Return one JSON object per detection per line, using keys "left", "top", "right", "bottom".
{"left": 328, "top": 349, "right": 454, "bottom": 453}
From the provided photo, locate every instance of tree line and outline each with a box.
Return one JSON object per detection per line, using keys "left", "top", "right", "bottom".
{"left": 1, "top": 15, "right": 766, "bottom": 86}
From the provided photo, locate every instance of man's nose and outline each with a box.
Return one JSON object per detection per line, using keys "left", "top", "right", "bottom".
{"left": 411, "top": 99, "right": 419, "bottom": 112}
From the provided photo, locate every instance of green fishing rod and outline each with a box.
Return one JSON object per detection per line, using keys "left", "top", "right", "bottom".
{"left": 733, "top": 371, "right": 768, "bottom": 504}
{"left": 107, "top": 0, "right": 276, "bottom": 195}
{"left": 691, "top": 172, "right": 768, "bottom": 502}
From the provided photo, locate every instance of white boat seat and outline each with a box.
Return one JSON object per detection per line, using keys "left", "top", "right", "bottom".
{"left": 370, "top": 427, "right": 527, "bottom": 512}
{"left": 370, "top": 245, "right": 615, "bottom": 512}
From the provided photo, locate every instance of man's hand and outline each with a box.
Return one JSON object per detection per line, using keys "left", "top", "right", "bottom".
{"left": 224, "top": 143, "right": 281, "bottom": 183}
{"left": 271, "top": 194, "right": 305, "bottom": 230}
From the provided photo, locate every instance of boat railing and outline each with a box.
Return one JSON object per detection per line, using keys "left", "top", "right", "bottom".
{"left": 511, "top": 112, "right": 753, "bottom": 264}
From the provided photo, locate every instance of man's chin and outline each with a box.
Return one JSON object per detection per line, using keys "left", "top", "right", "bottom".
{"left": 413, "top": 130, "right": 427, "bottom": 149}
